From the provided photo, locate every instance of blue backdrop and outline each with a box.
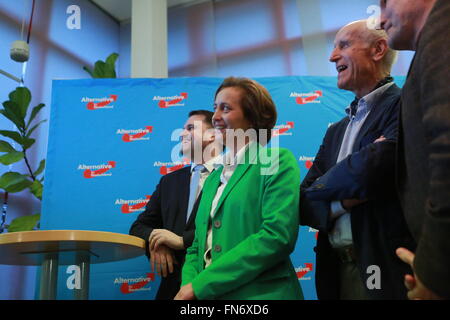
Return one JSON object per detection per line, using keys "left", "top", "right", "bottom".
{"left": 38, "top": 76, "right": 404, "bottom": 300}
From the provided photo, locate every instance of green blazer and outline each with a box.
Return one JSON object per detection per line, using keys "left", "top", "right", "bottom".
{"left": 181, "top": 145, "right": 303, "bottom": 300}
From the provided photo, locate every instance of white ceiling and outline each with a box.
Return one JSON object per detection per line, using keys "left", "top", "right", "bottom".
{"left": 90, "top": 0, "right": 202, "bottom": 22}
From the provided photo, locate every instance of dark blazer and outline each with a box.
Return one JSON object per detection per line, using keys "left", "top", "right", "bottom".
{"left": 129, "top": 166, "right": 200, "bottom": 300}
{"left": 300, "top": 84, "right": 416, "bottom": 299}
{"left": 396, "top": 0, "right": 450, "bottom": 299}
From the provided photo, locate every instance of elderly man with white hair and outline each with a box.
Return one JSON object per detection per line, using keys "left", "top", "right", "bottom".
{"left": 300, "top": 20, "right": 416, "bottom": 300}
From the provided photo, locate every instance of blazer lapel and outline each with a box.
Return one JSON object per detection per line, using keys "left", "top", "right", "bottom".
{"left": 214, "top": 163, "right": 251, "bottom": 217}
{"left": 331, "top": 118, "right": 350, "bottom": 165}
{"left": 196, "top": 168, "right": 222, "bottom": 223}
{"left": 213, "top": 145, "right": 258, "bottom": 216}
{"left": 353, "top": 84, "right": 401, "bottom": 152}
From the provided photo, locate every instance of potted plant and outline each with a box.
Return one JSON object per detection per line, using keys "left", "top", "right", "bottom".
{"left": 83, "top": 53, "right": 119, "bottom": 78}
{"left": 0, "top": 53, "right": 119, "bottom": 233}
{"left": 0, "top": 86, "right": 45, "bottom": 232}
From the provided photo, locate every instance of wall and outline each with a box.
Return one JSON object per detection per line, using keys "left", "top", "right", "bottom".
{"left": 0, "top": 0, "right": 120, "bottom": 299}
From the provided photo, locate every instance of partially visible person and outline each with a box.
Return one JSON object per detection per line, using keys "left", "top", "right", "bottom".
{"left": 380, "top": 0, "right": 450, "bottom": 299}
{"left": 129, "top": 110, "right": 221, "bottom": 300}
{"left": 175, "top": 77, "right": 303, "bottom": 300}
{"left": 300, "top": 20, "right": 416, "bottom": 299}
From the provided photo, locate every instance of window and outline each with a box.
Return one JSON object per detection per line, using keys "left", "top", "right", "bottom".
{"left": 168, "top": 0, "right": 413, "bottom": 77}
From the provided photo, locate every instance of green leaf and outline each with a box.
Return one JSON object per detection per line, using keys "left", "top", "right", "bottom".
{"left": 84, "top": 53, "right": 118, "bottom": 78}
{"left": 9, "top": 87, "right": 31, "bottom": 120}
{"left": 0, "top": 140, "right": 16, "bottom": 153}
{"left": 22, "top": 137, "right": 35, "bottom": 150}
{"left": 0, "top": 151, "right": 24, "bottom": 165}
{"left": 7, "top": 213, "right": 40, "bottom": 233}
{"left": 83, "top": 66, "right": 94, "bottom": 78}
{"left": 26, "top": 103, "right": 45, "bottom": 130}
{"left": 1, "top": 101, "right": 25, "bottom": 131}
{"left": 33, "top": 159, "right": 46, "bottom": 177}
{"left": 102, "top": 66, "right": 116, "bottom": 78}
{"left": 0, "top": 172, "right": 32, "bottom": 192}
{"left": 30, "top": 179, "right": 43, "bottom": 200}
{"left": 105, "top": 53, "right": 119, "bottom": 67}
{"left": 0, "top": 130, "right": 23, "bottom": 145}
{"left": 26, "top": 119, "right": 47, "bottom": 138}
{"left": 92, "top": 61, "right": 107, "bottom": 78}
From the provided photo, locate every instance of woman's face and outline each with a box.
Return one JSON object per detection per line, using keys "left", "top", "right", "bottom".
{"left": 212, "top": 87, "right": 252, "bottom": 145}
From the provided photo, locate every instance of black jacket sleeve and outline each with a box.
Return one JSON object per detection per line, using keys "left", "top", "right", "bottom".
{"left": 129, "top": 178, "right": 164, "bottom": 258}
{"left": 412, "top": 0, "right": 450, "bottom": 298}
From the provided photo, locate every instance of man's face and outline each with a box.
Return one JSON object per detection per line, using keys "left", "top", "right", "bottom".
{"left": 180, "top": 115, "right": 213, "bottom": 162}
{"left": 380, "top": 0, "right": 421, "bottom": 50}
{"left": 329, "top": 23, "right": 377, "bottom": 96}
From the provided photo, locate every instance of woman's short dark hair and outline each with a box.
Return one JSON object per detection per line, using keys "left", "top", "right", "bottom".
{"left": 214, "top": 77, "right": 277, "bottom": 141}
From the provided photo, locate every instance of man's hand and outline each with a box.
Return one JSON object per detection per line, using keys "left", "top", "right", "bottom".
{"left": 341, "top": 198, "right": 368, "bottom": 210}
{"left": 174, "top": 283, "right": 196, "bottom": 300}
{"left": 374, "top": 135, "right": 386, "bottom": 143}
{"left": 396, "top": 247, "right": 443, "bottom": 300}
{"left": 149, "top": 244, "right": 178, "bottom": 278}
{"left": 149, "top": 229, "right": 184, "bottom": 250}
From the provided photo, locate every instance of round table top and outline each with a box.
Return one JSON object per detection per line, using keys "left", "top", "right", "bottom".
{"left": 0, "top": 230, "right": 146, "bottom": 266}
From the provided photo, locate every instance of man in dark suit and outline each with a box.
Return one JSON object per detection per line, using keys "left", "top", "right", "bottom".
{"left": 380, "top": 0, "right": 450, "bottom": 299}
{"left": 129, "top": 110, "right": 221, "bottom": 300}
{"left": 300, "top": 20, "right": 416, "bottom": 299}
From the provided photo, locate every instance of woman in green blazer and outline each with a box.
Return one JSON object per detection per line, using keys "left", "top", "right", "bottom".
{"left": 175, "top": 77, "right": 303, "bottom": 300}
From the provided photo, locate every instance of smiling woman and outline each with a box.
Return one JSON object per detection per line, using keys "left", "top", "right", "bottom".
{"left": 212, "top": 77, "right": 277, "bottom": 155}
{"left": 175, "top": 77, "right": 303, "bottom": 300}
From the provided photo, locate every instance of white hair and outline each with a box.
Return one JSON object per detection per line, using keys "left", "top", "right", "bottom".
{"left": 347, "top": 20, "right": 398, "bottom": 74}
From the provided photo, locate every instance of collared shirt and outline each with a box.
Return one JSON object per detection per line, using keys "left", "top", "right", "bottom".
{"left": 329, "top": 82, "right": 394, "bottom": 248}
{"left": 203, "top": 143, "right": 251, "bottom": 268}
{"left": 190, "top": 155, "right": 222, "bottom": 198}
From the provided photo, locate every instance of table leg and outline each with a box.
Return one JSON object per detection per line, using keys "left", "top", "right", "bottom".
{"left": 39, "top": 253, "right": 59, "bottom": 300}
{"left": 74, "top": 251, "right": 90, "bottom": 300}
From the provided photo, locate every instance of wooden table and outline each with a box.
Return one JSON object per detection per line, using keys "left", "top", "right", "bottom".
{"left": 0, "top": 230, "right": 145, "bottom": 300}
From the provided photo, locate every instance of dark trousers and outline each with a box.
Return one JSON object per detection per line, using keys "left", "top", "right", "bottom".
{"left": 155, "top": 273, "right": 182, "bottom": 300}
{"left": 334, "top": 246, "right": 370, "bottom": 300}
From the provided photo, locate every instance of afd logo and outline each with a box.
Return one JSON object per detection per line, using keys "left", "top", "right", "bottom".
{"left": 117, "top": 126, "right": 153, "bottom": 142}
{"left": 299, "top": 156, "right": 315, "bottom": 169}
{"left": 154, "top": 160, "right": 189, "bottom": 175}
{"left": 272, "top": 121, "right": 294, "bottom": 137}
{"left": 114, "top": 273, "right": 155, "bottom": 294}
{"left": 78, "top": 161, "right": 116, "bottom": 178}
{"left": 296, "top": 263, "right": 313, "bottom": 280}
{"left": 115, "top": 195, "right": 152, "bottom": 214}
{"left": 291, "top": 90, "right": 322, "bottom": 105}
{"left": 82, "top": 94, "right": 117, "bottom": 110}
{"left": 153, "top": 92, "right": 188, "bottom": 108}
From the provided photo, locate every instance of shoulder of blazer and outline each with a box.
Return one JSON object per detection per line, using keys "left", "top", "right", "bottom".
{"left": 328, "top": 117, "right": 349, "bottom": 131}
{"left": 324, "top": 116, "right": 350, "bottom": 143}
{"left": 381, "top": 83, "right": 402, "bottom": 105}
{"left": 368, "top": 83, "right": 402, "bottom": 118}
{"left": 159, "top": 165, "right": 191, "bottom": 186}
{"left": 260, "top": 147, "right": 296, "bottom": 162}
